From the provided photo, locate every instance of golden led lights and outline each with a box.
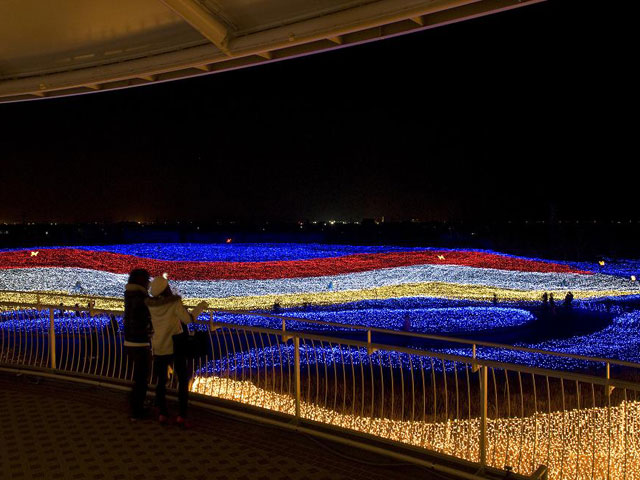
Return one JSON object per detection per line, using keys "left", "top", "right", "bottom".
{"left": 191, "top": 375, "right": 640, "bottom": 480}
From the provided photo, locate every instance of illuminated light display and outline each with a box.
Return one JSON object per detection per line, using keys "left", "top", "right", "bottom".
{"left": 3, "top": 306, "right": 640, "bottom": 368}
{"left": 1, "top": 279, "right": 639, "bottom": 313}
{"left": 215, "top": 307, "right": 535, "bottom": 334}
{"left": 6, "top": 243, "right": 639, "bottom": 312}
{"left": 0, "top": 242, "right": 609, "bottom": 267}
{"left": 0, "top": 290, "right": 124, "bottom": 312}
{"left": 44, "top": 243, "right": 424, "bottom": 261}
{"left": 177, "top": 283, "right": 635, "bottom": 311}
{"left": 1, "top": 304, "right": 635, "bottom": 373}
{"left": 2, "top": 243, "right": 640, "bottom": 368}
{"left": 191, "top": 375, "right": 640, "bottom": 480}
{"left": 193, "top": 343, "right": 453, "bottom": 374}
{"left": 2, "top": 242, "right": 640, "bottom": 480}
{"left": 459, "top": 310, "right": 640, "bottom": 367}
{"left": 0, "top": 247, "right": 592, "bottom": 280}
{"left": 0, "top": 309, "right": 117, "bottom": 334}
{"left": 0, "top": 265, "right": 634, "bottom": 300}
{"left": 568, "top": 258, "right": 640, "bottom": 278}
{"left": 1, "top": 302, "right": 639, "bottom": 480}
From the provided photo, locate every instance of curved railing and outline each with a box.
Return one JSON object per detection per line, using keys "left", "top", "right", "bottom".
{"left": 1, "top": 295, "right": 639, "bottom": 480}
{"left": 2, "top": 289, "right": 639, "bottom": 372}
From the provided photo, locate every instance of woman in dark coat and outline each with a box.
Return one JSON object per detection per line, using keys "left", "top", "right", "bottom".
{"left": 123, "top": 268, "right": 152, "bottom": 421}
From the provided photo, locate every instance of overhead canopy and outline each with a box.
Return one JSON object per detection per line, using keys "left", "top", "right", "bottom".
{"left": 0, "top": 0, "right": 543, "bottom": 103}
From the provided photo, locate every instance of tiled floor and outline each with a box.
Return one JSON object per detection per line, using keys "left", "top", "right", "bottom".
{"left": 0, "top": 372, "right": 436, "bottom": 480}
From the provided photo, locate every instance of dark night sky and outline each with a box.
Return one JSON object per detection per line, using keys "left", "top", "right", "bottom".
{"left": 0, "top": 0, "right": 635, "bottom": 224}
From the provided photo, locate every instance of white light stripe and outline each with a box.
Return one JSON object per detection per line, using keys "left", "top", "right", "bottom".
{"left": 0, "top": 265, "right": 635, "bottom": 299}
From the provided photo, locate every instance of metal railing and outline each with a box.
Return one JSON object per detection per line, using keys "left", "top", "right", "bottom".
{"left": 1, "top": 297, "right": 639, "bottom": 480}
{"left": 4, "top": 289, "right": 640, "bottom": 372}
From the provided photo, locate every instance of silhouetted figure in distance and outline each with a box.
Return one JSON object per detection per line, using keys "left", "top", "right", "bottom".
{"left": 563, "top": 292, "right": 574, "bottom": 308}
{"left": 402, "top": 314, "right": 411, "bottom": 331}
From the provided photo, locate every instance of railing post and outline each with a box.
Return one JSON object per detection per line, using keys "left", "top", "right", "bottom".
{"left": 472, "top": 343, "right": 479, "bottom": 372}
{"left": 532, "top": 465, "right": 548, "bottom": 480}
{"left": 294, "top": 336, "right": 301, "bottom": 420}
{"left": 606, "top": 362, "right": 614, "bottom": 394}
{"left": 281, "top": 317, "right": 291, "bottom": 342}
{"left": 49, "top": 307, "right": 56, "bottom": 369}
{"left": 366, "top": 329, "right": 377, "bottom": 355}
{"left": 479, "top": 365, "right": 488, "bottom": 467}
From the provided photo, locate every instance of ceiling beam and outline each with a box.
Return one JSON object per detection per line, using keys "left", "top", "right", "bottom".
{"left": 160, "top": 0, "right": 232, "bottom": 56}
{"left": 0, "top": 0, "right": 546, "bottom": 103}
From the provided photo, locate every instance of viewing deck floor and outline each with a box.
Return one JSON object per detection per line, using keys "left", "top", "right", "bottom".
{"left": 0, "top": 372, "right": 435, "bottom": 480}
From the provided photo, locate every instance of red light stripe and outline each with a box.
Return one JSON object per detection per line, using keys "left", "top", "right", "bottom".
{"left": 0, "top": 249, "right": 591, "bottom": 281}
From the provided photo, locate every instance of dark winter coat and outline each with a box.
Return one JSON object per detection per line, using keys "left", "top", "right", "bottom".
{"left": 124, "top": 283, "right": 152, "bottom": 346}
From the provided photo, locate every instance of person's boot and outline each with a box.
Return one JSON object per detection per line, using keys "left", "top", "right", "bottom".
{"left": 176, "top": 416, "right": 193, "bottom": 429}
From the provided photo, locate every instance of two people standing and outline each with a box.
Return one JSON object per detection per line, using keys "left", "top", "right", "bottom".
{"left": 123, "top": 268, "right": 208, "bottom": 425}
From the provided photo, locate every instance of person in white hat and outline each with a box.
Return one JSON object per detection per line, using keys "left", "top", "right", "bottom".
{"left": 145, "top": 274, "right": 207, "bottom": 426}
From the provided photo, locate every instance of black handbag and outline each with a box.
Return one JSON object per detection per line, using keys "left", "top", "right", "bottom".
{"left": 172, "top": 323, "right": 210, "bottom": 359}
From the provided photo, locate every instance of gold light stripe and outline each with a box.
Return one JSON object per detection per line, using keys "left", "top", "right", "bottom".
{"left": 1, "top": 283, "right": 638, "bottom": 311}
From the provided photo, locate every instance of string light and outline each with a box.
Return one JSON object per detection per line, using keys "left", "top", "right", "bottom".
{"left": 60, "top": 243, "right": 424, "bottom": 262}
{"left": 453, "top": 311, "right": 640, "bottom": 367}
{"left": 2, "top": 243, "right": 640, "bottom": 367}
{"left": 2, "top": 281, "right": 639, "bottom": 313}
{"left": 191, "top": 375, "right": 640, "bottom": 480}
{"left": 0, "top": 247, "right": 592, "bottom": 280}
{"left": 3, "top": 306, "right": 640, "bottom": 368}
{"left": 0, "top": 264, "right": 635, "bottom": 300}
{"left": 2, "top": 242, "right": 640, "bottom": 480}
{"left": 1, "top": 304, "right": 638, "bottom": 480}
{"left": 214, "top": 307, "right": 535, "bottom": 334}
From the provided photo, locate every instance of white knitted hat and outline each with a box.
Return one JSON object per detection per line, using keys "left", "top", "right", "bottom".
{"left": 150, "top": 275, "right": 169, "bottom": 297}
